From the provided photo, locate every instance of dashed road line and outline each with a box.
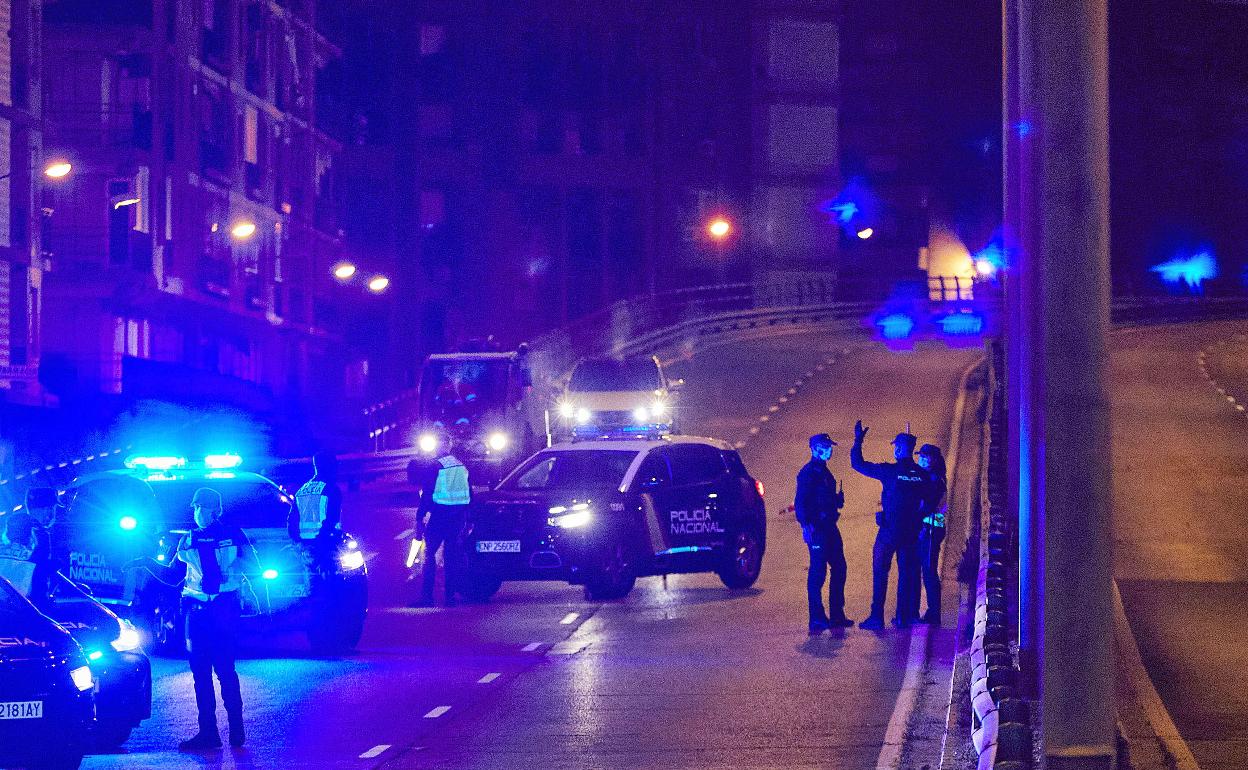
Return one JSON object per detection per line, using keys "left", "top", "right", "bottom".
{"left": 559, "top": 612, "right": 579, "bottom": 625}
{"left": 477, "top": 673, "right": 501, "bottom": 684}
{"left": 423, "top": 706, "right": 451, "bottom": 719}
{"left": 522, "top": 642, "right": 542, "bottom": 652}
{"left": 360, "top": 745, "right": 391, "bottom": 759}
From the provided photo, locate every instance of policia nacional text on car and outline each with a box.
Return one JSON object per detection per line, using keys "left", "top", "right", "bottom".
{"left": 128, "top": 487, "right": 260, "bottom": 751}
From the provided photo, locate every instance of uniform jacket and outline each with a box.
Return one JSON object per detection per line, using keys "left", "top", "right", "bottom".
{"left": 413, "top": 454, "right": 471, "bottom": 517}
{"left": 176, "top": 521, "right": 259, "bottom": 602}
{"left": 289, "top": 477, "right": 343, "bottom": 540}
{"left": 794, "top": 459, "right": 845, "bottom": 530}
{"left": 851, "top": 442, "right": 933, "bottom": 540}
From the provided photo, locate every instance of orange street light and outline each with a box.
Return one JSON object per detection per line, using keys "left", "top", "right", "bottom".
{"left": 367, "top": 275, "right": 391, "bottom": 293}
{"left": 230, "top": 221, "right": 257, "bottom": 239}
{"left": 333, "top": 262, "right": 358, "bottom": 280}
{"left": 856, "top": 227, "right": 874, "bottom": 240}
{"left": 43, "top": 161, "right": 73, "bottom": 179}
{"left": 707, "top": 217, "right": 732, "bottom": 240}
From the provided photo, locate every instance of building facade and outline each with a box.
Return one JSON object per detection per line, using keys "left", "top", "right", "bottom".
{"left": 0, "top": 0, "right": 45, "bottom": 403}
{"left": 40, "top": 0, "right": 361, "bottom": 428}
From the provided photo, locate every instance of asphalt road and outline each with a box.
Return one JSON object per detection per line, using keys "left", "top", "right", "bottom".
{"left": 1112, "top": 320, "right": 1248, "bottom": 770}
{"left": 77, "top": 329, "right": 979, "bottom": 769}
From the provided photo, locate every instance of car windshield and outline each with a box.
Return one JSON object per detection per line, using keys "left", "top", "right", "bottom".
{"left": 569, "top": 359, "right": 660, "bottom": 392}
{"left": 420, "top": 360, "right": 511, "bottom": 425}
{"left": 148, "top": 478, "right": 289, "bottom": 530}
{"left": 500, "top": 450, "right": 638, "bottom": 491}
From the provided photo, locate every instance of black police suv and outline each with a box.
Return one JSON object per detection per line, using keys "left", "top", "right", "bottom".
{"left": 0, "top": 576, "right": 96, "bottom": 770}
{"left": 57, "top": 455, "right": 368, "bottom": 655}
{"left": 38, "top": 573, "right": 151, "bottom": 747}
{"left": 462, "top": 436, "right": 766, "bottom": 600}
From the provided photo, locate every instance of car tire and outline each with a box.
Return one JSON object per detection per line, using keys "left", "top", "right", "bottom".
{"left": 584, "top": 542, "right": 636, "bottom": 600}
{"left": 92, "top": 719, "right": 135, "bottom": 749}
{"left": 306, "top": 578, "right": 367, "bottom": 655}
{"left": 717, "top": 528, "right": 764, "bottom": 589}
{"left": 458, "top": 572, "right": 503, "bottom": 603}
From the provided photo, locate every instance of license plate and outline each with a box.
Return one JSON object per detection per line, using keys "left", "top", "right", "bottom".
{"left": 0, "top": 701, "right": 42, "bottom": 720}
{"left": 476, "top": 540, "right": 521, "bottom": 554}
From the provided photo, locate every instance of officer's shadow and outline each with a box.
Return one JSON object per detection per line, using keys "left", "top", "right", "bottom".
{"left": 796, "top": 630, "right": 849, "bottom": 659}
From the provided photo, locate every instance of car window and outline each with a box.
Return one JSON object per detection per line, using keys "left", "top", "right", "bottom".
{"left": 569, "top": 358, "right": 661, "bottom": 392}
{"left": 632, "top": 452, "right": 672, "bottom": 491}
{"left": 502, "top": 450, "right": 638, "bottom": 491}
{"left": 669, "top": 444, "right": 727, "bottom": 486}
{"left": 721, "top": 450, "right": 749, "bottom": 478}
{"left": 65, "top": 476, "right": 163, "bottom": 531}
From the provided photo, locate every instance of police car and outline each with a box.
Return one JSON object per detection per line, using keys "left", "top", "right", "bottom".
{"left": 35, "top": 573, "right": 151, "bottom": 747}
{"left": 461, "top": 435, "right": 766, "bottom": 601}
{"left": 58, "top": 454, "right": 368, "bottom": 655}
{"left": 0, "top": 576, "right": 95, "bottom": 770}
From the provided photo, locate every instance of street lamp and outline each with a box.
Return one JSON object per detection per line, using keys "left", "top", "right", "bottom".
{"left": 367, "top": 275, "right": 390, "bottom": 293}
{"left": 707, "top": 216, "right": 732, "bottom": 240}
{"left": 43, "top": 161, "right": 72, "bottom": 179}
{"left": 856, "top": 227, "right": 874, "bottom": 240}
{"left": 230, "top": 221, "right": 257, "bottom": 239}
{"left": 333, "top": 262, "right": 357, "bottom": 280}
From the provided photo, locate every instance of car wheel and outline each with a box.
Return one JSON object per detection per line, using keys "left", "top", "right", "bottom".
{"left": 717, "top": 528, "right": 764, "bottom": 589}
{"left": 585, "top": 542, "right": 636, "bottom": 600}
{"left": 92, "top": 719, "right": 135, "bottom": 749}
{"left": 458, "top": 572, "right": 503, "bottom": 603}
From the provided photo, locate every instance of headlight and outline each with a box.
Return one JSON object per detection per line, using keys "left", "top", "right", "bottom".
{"left": 487, "top": 432, "right": 509, "bottom": 452}
{"left": 418, "top": 433, "right": 439, "bottom": 454}
{"left": 339, "top": 549, "right": 366, "bottom": 571}
{"left": 651, "top": 401, "right": 667, "bottom": 417}
{"left": 575, "top": 408, "right": 592, "bottom": 425}
{"left": 633, "top": 406, "right": 650, "bottom": 422}
{"left": 70, "top": 665, "right": 94, "bottom": 692}
{"left": 558, "top": 402, "right": 575, "bottom": 418}
{"left": 110, "top": 620, "right": 142, "bottom": 653}
{"left": 262, "top": 568, "right": 280, "bottom": 580}
{"left": 119, "top": 515, "right": 138, "bottom": 530}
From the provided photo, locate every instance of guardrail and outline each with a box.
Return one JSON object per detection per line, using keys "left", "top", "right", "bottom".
{"left": 968, "top": 341, "right": 1033, "bottom": 770}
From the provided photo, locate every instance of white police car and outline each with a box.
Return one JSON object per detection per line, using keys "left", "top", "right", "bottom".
{"left": 58, "top": 454, "right": 367, "bottom": 655}
{"left": 461, "top": 435, "right": 765, "bottom": 600}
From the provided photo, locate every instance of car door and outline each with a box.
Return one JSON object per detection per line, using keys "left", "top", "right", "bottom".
{"left": 631, "top": 450, "right": 676, "bottom": 557}
{"left": 665, "top": 444, "right": 730, "bottom": 551}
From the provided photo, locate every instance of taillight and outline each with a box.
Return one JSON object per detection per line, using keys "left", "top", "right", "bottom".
{"left": 754, "top": 479, "right": 765, "bottom": 498}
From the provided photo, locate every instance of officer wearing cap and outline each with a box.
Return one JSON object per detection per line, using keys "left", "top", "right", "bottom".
{"left": 851, "top": 420, "right": 934, "bottom": 630}
{"left": 796, "top": 433, "right": 852, "bottom": 633}
{"left": 0, "top": 487, "right": 61, "bottom": 599}
{"left": 128, "top": 487, "right": 258, "bottom": 751}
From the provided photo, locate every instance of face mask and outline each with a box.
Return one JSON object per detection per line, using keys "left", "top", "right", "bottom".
{"left": 815, "top": 446, "right": 832, "bottom": 461}
{"left": 194, "top": 505, "right": 216, "bottom": 529}
{"left": 917, "top": 456, "right": 930, "bottom": 468}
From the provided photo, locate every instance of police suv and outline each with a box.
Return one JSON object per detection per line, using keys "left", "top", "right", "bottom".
{"left": 461, "top": 436, "right": 766, "bottom": 600}
{"left": 58, "top": 454, "right": 368, "bottom": 655}
{"left": 0, "top": 576, "right": 95, "bottom": 770}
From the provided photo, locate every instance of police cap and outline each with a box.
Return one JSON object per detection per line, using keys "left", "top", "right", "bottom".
{"left": 892, "top": 432, "right": 918, "bottom": 450}
{"left": 809, "top": 433, "right": 837, "bottom": 450}
{"left": 25, "top": 487, "right": 58, "bottom": 510}
{"left": 192, "top": 487, "right": 223, "bottom": 511}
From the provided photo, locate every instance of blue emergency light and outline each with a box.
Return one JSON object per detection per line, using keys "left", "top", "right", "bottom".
{"left": 125, "top": 455, "right": 187, "bottom": 471}
{"left": 204, "top": 453, "right": 243, "bottom": 470}
{"left": 118, "top": 515, "right": 138, "bottom": 531}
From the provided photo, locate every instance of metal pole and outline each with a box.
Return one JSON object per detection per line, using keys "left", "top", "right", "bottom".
{"left": 1018, "top": 0, "right": 1115, "bottom": 765}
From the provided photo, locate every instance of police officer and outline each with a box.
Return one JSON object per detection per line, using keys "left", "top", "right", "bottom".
{"left": 916, "top": 444, "right": 949, "bottom": 625}
{"left": 129, "top": 488, "right": 258, "bottom": 750}
{"left": 411, "top": 435, "right": 471, "bottom": 607}
{"left": 288, "top": 451, "right": 344, "bottom": 570}
{"left": 796, "top": 433, "right": 853, "bottom": 633}
{"left": 851, "top": 420, "right": 933, "bottom": 630}
{"left": 0, "top": 487, "right": 60, "bottom": 599}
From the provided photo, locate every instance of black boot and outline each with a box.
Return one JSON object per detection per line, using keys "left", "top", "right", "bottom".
{"left": 228, "top": 716, "right": 246, "bottom": 748}
{"left": 179, "top": 731, "right": 223, "bottom": 751}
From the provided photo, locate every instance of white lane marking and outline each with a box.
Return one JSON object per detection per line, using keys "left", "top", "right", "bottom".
{"left": 1228, "top": 396, "right": 1237, "bottom": 404}
{"left": 1217, "top": 388, "right": 1226, "bottom": 395}
{"left": 759, "top": 415, "right": 770, "bottom": 423}
{"left": 522, "top": 642, "right": 542, "bottom": 652}
{"left": 768, "top": 405, "right": 780, "bottom": 413}
{"left": 748, "top": 427, "right": 760, "bottom": 435}
{"left": 395, "top": 527, "right": 415, "bottom": 541}
{"left": 876, "top": 625, "right": 931, "bottom": 769}
{"left": 359, "top": 744, "right": 391, "bottom": 759}
{"left": 734, "top": 440, "right": 747, "bottom": 449}
{"left": 779, "top": 396, "right": 789, "bottom": 403}
{"left": 478, "top": 672, "right": 501, "bottom": 684}
{"left": 1113, "top": 582, "right": 1202, "bottom": 770}
{"left": 560, "top": 612, "right": 579, "bottom": 625}
{"left": 787, "top": 388, "right": 797, "bottom": 395}
{"left": 1237, "top": 405, "right": 1245, "bottom": 412}
{"left": 424, "top": 706, "right": 451, "bottom": 719}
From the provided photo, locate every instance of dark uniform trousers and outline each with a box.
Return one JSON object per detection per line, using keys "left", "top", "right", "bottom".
{"left": 422, "top": 503, "right": 468, "bottom": 600}
{"left": 807, "top": 525, "right": 848, "bottom": 624}
{"left": 184, "top": 592, "right": 243, "bottom": 735}
{"left": 871, "top": 529, "right": 921, "bottom": 624}
{"left": 918, "top": 524, "right": 946, "bottom": 618}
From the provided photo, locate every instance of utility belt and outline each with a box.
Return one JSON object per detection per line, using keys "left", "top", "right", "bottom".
{"left": 921, "top": 515, "right": 946, "bottom": 528}
{"left": 182, "top": 589, "right": 240, "bottom": 607}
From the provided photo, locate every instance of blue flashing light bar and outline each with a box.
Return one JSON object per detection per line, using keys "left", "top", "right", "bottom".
{"left": 125, "top": 455, "right": 187, "bottom": 471}
{"left": 939, "top": 313, "right": 985, "bottom": 336}
{"left": 118, "top": 515, "right": 138, "bottom": 531}
{"left": 204, "top": 453, "right": 243, "bottom": 470}
{"left": 877, "top": 314, "right": 916, "bottom": 340}
{"left": 261, "top": 568, "right": 279, "bottom": 580}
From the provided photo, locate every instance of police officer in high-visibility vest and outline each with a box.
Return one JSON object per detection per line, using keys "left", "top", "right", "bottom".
{"left": 129, "top": 488, "right": 259, "bottom": 751}
{"left": 0, "top": 487, "right": 60, "bottom": 600}
{"left": 288, "top": 451, "right": 344, "bottom": 569}
{"left": 412, "top": 436, "right": 471, "bottom": 606}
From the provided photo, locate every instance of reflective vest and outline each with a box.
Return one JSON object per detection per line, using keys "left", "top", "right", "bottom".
{"left": 177, "top": 525, "right": 249, "bottom": 601}
{"left": 0, "top": 515, "right": 39, "bottom": 597}
{"left": 295, "top": 480, "right": 333, "bottom": 539}
{"left": 432, "top": 455, "right": 471, "bottom": 506}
